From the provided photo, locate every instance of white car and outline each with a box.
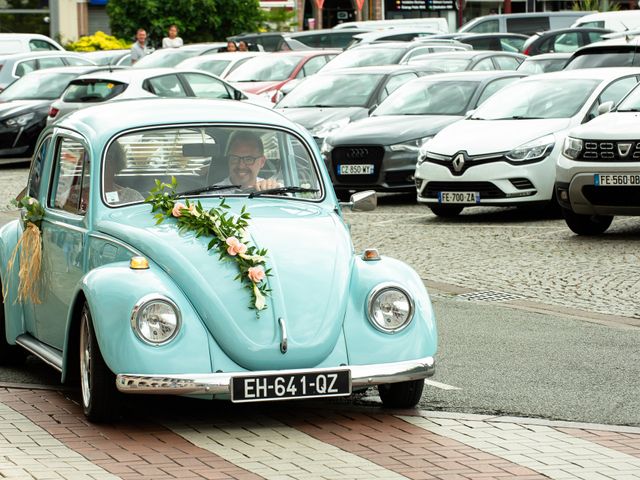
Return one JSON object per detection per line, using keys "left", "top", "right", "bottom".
{"left": 415, "top": 68, "right": 640, "bottom": 217}
{"left": 0, "top": 33, "right": 63, "bottom": 55}
{"left": 177, "top": 51, "right": 265, "bottom": 78}
{"left": 556, "top": 81, "right": 640, "bottom": 235}
{"left": 47, "top": 67, "right": 255, "bottom": 123}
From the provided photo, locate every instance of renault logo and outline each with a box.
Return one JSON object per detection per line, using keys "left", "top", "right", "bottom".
{"left": 618, "top": 142, "right": 633, "bottom": 157}
{"left": 452, "top": 153, "right": 465, "bottom": 173}
{"left": 346, "top": 147, "right": 368, "bottom": 159}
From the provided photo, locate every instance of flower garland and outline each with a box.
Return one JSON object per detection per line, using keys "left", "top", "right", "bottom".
{"left": 146, "top": 178, "right": 271, "bottom": 313}
{"left": 4, "top": 196, "right": 45, "bottom": 304}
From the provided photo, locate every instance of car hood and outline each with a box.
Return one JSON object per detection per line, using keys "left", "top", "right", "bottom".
{"left": 428, "top": 118, "right": 570, "bottom": 156}
{"left": 96, "top": 201, "right": 353, "bottom": 371}
{"left": 229, "top": 80, "right": 284, "bottom": 94}
{"left": 570, "top": 112, "right": 640, "bottom": 140}
{"left": 0, "top": 99, "right": 49, "bottom": 119}
{"left": 278, "top": 107, "right": 368, "bottom": 131}
{"left": 327, "top": 115, "right": 462, "bottom": 145}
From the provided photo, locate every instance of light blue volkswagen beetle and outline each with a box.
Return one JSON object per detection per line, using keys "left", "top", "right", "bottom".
{"left": 0, "top": 98, "right": 437, "bottom": 421}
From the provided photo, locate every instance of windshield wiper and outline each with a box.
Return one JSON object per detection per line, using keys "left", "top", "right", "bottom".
{"left": 248, "top": 186, "right": 319, "bottom": 198}
{"left": 498, "top": 115, "right": 545, "bottom": 120}
{"left": 178, "top": 184, "right": 241, "bottom": 197}
{"left": 616, "top": 108, "right": 640, "bottom": 112}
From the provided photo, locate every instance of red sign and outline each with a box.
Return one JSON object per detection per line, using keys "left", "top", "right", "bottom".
{"left": 355, "top": 0, "right": 365, "bottom": 9}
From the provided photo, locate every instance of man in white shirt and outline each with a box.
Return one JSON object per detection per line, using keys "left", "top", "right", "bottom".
{"left": 219, "top": 131, "right": 278, "bottom": 190}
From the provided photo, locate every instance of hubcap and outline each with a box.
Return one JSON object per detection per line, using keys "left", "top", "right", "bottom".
{"left": 79, "top": 313, "right": 91, "bottom": 408}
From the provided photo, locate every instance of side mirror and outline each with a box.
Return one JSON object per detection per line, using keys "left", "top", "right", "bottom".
{"left": 464, "top": 109, "right": 476, "bottom": 119}
{"left": 597, "top": 101, "right": 614, "bottom": 116}
{"left": 340, "top": 190, "right": 377, "bottom": 212}
{"left": 234, "top": 89, "right": 247, "bottom": 101}
{"left": 368, "top": 104, "right": 378, "bottom": 115}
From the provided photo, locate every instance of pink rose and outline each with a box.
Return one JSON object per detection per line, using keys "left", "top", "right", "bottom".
{"left": 172, "top": 202, "right": 186, "bottom": 217}
{"left": 27, "top": 197, "right": 37, "bottom": 205}
{"left": 226, "top": 236, "right": 247, "bottom": 256}
{"left": 247, "top": 265, "right": 265, "bottom": 283}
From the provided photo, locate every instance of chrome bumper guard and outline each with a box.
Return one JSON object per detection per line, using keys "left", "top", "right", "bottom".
{"left": 116, "top": 356, "right": 435, "bottom": 395}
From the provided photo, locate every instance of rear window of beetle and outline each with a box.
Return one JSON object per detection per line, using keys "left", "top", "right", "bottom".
{"left": 62, "top": 80, "right": 127, "bottom": 102}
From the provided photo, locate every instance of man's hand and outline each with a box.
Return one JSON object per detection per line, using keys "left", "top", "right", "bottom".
{"left": 254, "top": 178, "right": 281, "bottom": 191}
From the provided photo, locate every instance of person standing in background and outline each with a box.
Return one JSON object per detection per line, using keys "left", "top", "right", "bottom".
{"left": 131, "top": 28, "right": 148, "bottom": 64}
{"left": 162, "top": 24, "right": 183, "bottom": 48}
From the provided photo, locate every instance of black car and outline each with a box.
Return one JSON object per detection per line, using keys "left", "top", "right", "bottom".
{"left": 522, "top": 27, "right": 611, "bottom": 56}
{"left": 229, "top": 29, "right": 368, "bottom": 52}
{"left": 0, "top": 66, "right": 109, "bottom": 163}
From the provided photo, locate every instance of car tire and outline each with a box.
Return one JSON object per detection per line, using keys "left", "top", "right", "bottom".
{"left": 562, "top": 208, "right": 613, "bottom": 236}
{"left": 79, "top": 304, "right": 120, "bottom": 422}
{"left": 429, "top": 205, "right": 464, "bottom": 217}
{"left": 0, "top": 283, "right": 27, "bottom": 366}
{"left": 378, "top": 379, "right": 424, "bottom": 408}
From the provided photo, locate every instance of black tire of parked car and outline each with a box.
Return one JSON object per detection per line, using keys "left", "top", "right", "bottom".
{"left": 378, "top": 379, "right": 425, "bottom": 408}
{"left": 80, "top": 304, "right": 121, "bottom": 422}
{"left": 561, "top": 208, "right": 613, "bottom": 236}
{"left": 0, "top": 281, "right": 27, "bottom": 366}
{"left": 429, "top": 205, "right": 464, "bottom": 217}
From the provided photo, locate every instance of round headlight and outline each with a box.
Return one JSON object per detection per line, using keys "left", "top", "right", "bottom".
{"left": 367, "top": 284, "right": 414, "bottom": 333}
{"left": 131, "top": 295, "right": 181, "bottom": 345}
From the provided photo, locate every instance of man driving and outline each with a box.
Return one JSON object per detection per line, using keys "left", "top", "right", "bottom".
{"left": 218, "top": 131, "right": 279, "bottom": 191}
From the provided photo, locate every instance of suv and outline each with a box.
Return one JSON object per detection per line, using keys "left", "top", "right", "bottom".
{"left": 556, "top": 81, "right": 640, "bottom": 235}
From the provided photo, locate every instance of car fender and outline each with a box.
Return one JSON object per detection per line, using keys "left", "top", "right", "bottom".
{"left": 343, "top": 255, "right": 437, "bottom": 365}
{"left": 0, "top": 220, "right": 26, "bottom": 344}
{"left": 66, "top": 261, "right": 212, "bottom": 379}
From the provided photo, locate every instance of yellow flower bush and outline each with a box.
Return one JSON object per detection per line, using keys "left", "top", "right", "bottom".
{"left": 65, "top": 31, "right": 131, "bottom": 52}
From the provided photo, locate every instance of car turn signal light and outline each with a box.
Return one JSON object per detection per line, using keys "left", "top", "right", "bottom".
{"left": 362, "top": 248, "right": 381, "bottom": 261}
{"left": 130, "top": 256, "right": 149, "bottom": 270}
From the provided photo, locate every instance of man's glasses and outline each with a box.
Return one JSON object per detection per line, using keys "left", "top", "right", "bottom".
{"left": 229, "top": 154, "right": 260, "bottom": 165}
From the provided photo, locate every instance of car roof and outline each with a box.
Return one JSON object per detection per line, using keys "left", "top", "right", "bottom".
{"left": 0, "top": 33, "right": 58, "bottom": 40}
{"left": 317, "top": 65, "right": 426, "bottom": 75}
{"left": 0, "top": 50, "right": 83, "bottom": 61}
{"left": 353, "top": 28, "right": 441, "bottom": 40}
{"left": 524, "top": 52, "right": 573, "bottom": 60}
{"left": 455, "top": 32, "right": 530, "bottom": 39}
{"left": 408, "top": 70, "right": 527, "bottom": 83}
{"left": 71, "top": 67, "right": 210, "bottom": 82}
{"left": 533, "top": 26, "right": 612, "bottom": 36}
{"left": 55, "top": 98, "right": 298, "bottom": 139}
{"left": 286, "top": 28, "right": 369, "bottom": 37}
{"left": 520, "top": 66, "right": 640, "bottom": 81}
{"left": 414, "top": 50, "right": 524, "bottom": 59}
{"left": 21, "top": 65, "right": 112, "bottom": 76}
{"left": 181, "top": 51, "right": 263, "bottom": 61}
{"left": 351, "top": 41, "right": 421, "bottom": 50}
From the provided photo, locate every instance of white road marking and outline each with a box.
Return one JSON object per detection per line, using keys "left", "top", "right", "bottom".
{"left": 424, "top": 379, "right": 462, "bottom": 390}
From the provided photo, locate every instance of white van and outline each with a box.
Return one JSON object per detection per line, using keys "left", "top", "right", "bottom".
{"left": 0, "top": 34, "right": 63, "bottom": 55}
{"left": 572, "top": 11, "right": 640, "bottom": 32}
{"left": 332, "top": 18, "right": 450, "bottom": 34}
{"left": 459, "top": 12, "right": 590, "bottom": 36}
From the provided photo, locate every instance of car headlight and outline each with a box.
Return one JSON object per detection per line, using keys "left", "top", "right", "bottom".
{"left": 5, "top": 112, "right": 35, "bottom": 127}
{"left": 131, "top": 294, "right": 181, "bottom": 345}
{"left": 367, "top": 284, "right": 414, "bottom": 333}
{"left": 312, "top": 117, "right": 350, "bottom": 139}
{"left": 506, "top": 134, "right": 555, "bottom": 162}
{"left": 390, "top": 136, "right": 432, "bottom": 153}
{"left": 321, "top": 137, "right": 333, "bottom": 155}
{"left": 562, "top": 136, "right": 583, "bottom": 160}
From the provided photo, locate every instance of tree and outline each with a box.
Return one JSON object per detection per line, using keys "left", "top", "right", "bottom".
{"left": 106, "top": 0, "right": 262, "bottom": 46}
{"left": 572, "top": 0, "right": 620, "bottom": 10}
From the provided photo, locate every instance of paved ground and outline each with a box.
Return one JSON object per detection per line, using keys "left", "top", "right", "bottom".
{"left": 1, "top": 386, "right": 640, "bottom": 480}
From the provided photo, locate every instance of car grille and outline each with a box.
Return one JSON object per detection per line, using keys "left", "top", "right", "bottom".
{"left": 421, "top": 181, "right": 506, "bottom": 199}
{"left": 582, "top": 185, "right": 640, "bottom": 206}
{"left": 579, "top": 140, "right": 640, "bottom": 162}
{"left": 331, "top": 146, "right": 384, "bottom": 184}
{"left": 510, "top": 178, "right": 535, "bottom": 190}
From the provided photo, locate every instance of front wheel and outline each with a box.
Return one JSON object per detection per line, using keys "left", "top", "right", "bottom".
{"left": 79, "top": 305, "right": 120, "bottom": 422}
{"left": 429, "top": 204, "right": 464, "bottom": 217}
{"left": 562, "top": 208, "right": 613, "bottom": 236}
{"left": 378, "top": 379, "right": 424, "bottom": 408}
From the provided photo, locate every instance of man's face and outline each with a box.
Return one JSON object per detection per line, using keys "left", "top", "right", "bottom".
{"left": 168, "top": 27, "right": 177, "bottom": 38}
{"left": 136, "top": 31, "right": 147, "bottom": 44}
{"left": 228, "top": 141, "right": 265, "bottom": 188}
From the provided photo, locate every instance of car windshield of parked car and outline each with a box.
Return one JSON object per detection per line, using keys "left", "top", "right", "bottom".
{"left": 277, "top": 73, "right": 384, "bottom": 108}
{"left": 226, "top": 55, "right": 304, "bottom": 82}
{"left": 409, "top": 57, "right": 471, "bottom": 72}
{"left": 103, "top": 126, "right": 322, "bottom": 206}
{"left": 564, "top": 51, "right": 635, "bottom": 70}
{"left": 0, "top": 71, "right": 77, "bottom": 101}
{"left": 133, "top": 49, "right": 198, "bottom": 68}
{"left": 373, "top": 80, "right": 478, "bottom": 116}
{"left": 517, "top": 58, "right": 567, "bottom": 74}
{"left": 471, "top": 79, "right": 600, "bottom": 120}
{"left": 321, "top": 47, "right": 404, "bottom": 71}
{"left": 191, "top": 59, "right": 230, "bottom": 77}
{"left": 62, "top": 79, "right": 127, "bottom": 103}
{"left": 614, "top": 83, "right": 640, "bottom": 111}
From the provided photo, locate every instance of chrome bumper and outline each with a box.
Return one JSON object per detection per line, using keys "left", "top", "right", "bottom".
{"left": 115, "top": 356, "right": 435, "bottom": 395}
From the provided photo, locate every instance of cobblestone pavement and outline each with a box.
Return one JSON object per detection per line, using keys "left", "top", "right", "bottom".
{"left": 0, "top": 167, "right": 28, "bottom": 212}
{"left": 345, "top": 196, "right": 640, "bottom": 320}
{"left": 1, "top": 387, "right": 640, "bottom": 479}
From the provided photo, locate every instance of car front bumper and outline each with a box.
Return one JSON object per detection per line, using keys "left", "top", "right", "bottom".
{"left": 116, "top": 355, "right": 435, "bottom": 395}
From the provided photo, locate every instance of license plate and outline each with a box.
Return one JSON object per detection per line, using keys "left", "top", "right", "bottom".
{"left": 594, "top": 174, "right": 640, "bottom": 186}
{"left": 338, "top": 164, "right": 374, "bottom": 175}
{"left": 438, "top": 191, "right": 480, "bottom": 204}
{"left": 230, "top": 369, "right": 351, "bottom": 403}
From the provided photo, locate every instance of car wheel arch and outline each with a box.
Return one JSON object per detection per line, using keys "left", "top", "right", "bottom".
{"left": 61, "top": 288, "right": 87, "bottom": 384}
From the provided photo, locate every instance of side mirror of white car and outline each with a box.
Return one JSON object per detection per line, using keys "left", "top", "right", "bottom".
{"left": 341, "top": 190, "right": 377, "bottom": 212}
{"left": 465, "top": 109, "right": 476, "bottom": 119}
{"left": 597, "top": 101, "right": 614, "bottom": 116}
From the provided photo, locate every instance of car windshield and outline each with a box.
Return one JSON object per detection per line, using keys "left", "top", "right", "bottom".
{"left": 374, "top": 80, "right": 478, "bottom": 116}
{"left": 564, "top": 51, "right": 635, "bottom": 70}
{"left": 226, "top": 55, "right": 304, "bottom": 82}
{"left": 517, "top": 58, "right": 567, "bottom": 74}
{"left": 103, "top": 126, "right": 323, "bottom": 206}
{"left": 133, "top": 49, "right": 200, "bottom": 68}
{"left": 0, "top": 71, "right": 77, "bottom": 100}
{"left": 321, "top": 47, "right": 404, "bottom": 71}
{"left": 62, "top": 80, "right": 127, "bottom": 103}
{"left": 472, "top": 78, "right": 600, "bottom": 120}
{"left": 192, "top": 59, "right": 230, "bottom": 77}
{"left": 277, "top": 73, "right": 384, "bottom": 108}
{"left": 409, "top": 57, "right": 471, "bottom": 72}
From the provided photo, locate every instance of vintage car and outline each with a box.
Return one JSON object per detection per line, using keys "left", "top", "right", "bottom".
{"left": 0, "top": 98, "right": 437, "bottom": 422}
